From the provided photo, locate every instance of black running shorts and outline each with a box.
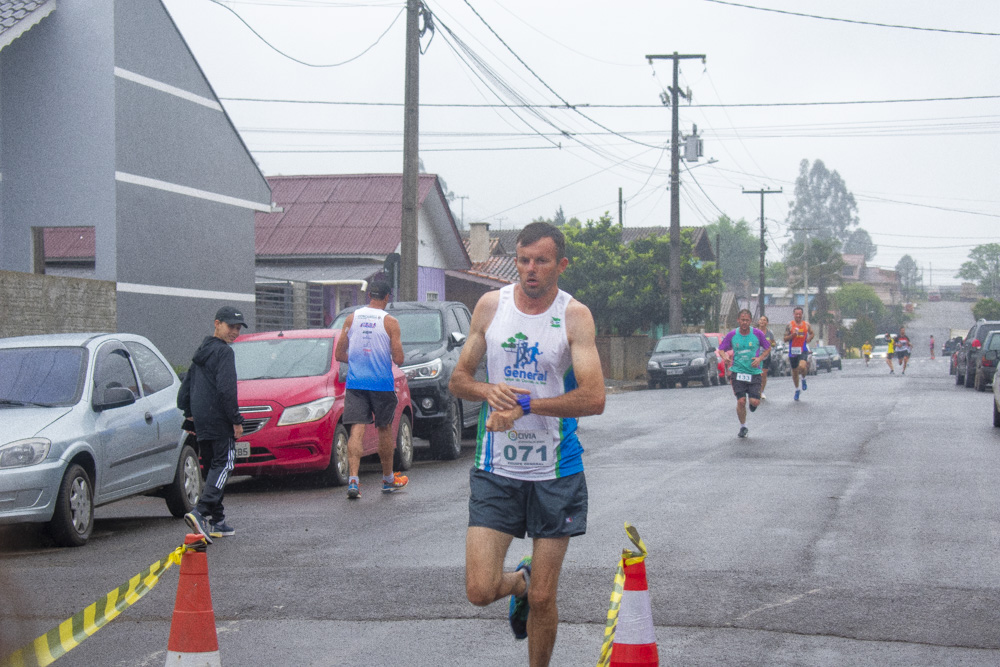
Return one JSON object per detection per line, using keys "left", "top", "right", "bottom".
{"left": 343, "top": 389, "right": 397, "bottom": 427}
{"left": 468, "top": 468, "right": 587, "bottom": 539}
{"left": 731, "top": 373, "right": 762, "bottom": 400}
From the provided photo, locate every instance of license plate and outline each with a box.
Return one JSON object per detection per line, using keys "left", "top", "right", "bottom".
{"left": 235, "top": 441, "right": 251, "bottom": 459}
{"left": 666, "top": 368, "right": 684, "bottom": 375}
{"left": 736, "top": 372, "right": 752, "bottom": 382}
{"left": 791, "top": 346, "right": 802, "bottom": 355}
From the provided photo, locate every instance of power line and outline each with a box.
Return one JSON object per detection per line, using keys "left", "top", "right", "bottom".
{"left": 701, "top": 0, "right": 1000, "bottom": 36}
{"left": 206, "top": 0, "right": 404, "bottom": 67}
{"left": 219, "top": 94, "right": 1000, "bottom": 108}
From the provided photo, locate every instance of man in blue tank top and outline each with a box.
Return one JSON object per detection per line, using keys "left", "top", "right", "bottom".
{"left": 450, "top": 222, "right": 606, "bottom": 666}
{"left": 334, "top": 278, "right": 406, "bottom": 499}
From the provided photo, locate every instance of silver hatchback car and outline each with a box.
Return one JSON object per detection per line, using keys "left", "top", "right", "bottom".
{"left": 0, "top": 333, "right": 201, "bottom": 546}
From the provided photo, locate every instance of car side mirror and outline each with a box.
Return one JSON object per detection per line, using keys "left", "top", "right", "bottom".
{"left": 94, "top": 385, "right": 136, "bottom": 412}
{"left": 449, "top": 332, "right": 467, "bottom": 350}
{"left": 706, "top": 346, "right": 715, "bottom": 353}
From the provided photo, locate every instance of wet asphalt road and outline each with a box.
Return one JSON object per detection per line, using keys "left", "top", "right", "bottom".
{"left": 3, "top": 301, "right": 999, "bottom": 666}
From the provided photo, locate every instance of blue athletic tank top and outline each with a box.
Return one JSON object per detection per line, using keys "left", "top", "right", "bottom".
{"left": 345, "top": 307, "right": 394, "bottom": 391}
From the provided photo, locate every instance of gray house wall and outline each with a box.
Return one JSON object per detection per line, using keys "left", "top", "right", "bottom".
{"left": 0, "top": 0, "right": 271, "bottom": 364}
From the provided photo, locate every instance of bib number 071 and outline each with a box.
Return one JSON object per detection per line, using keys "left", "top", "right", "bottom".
{"left": 503, "top": 444, "right": 548, "bottom": 463}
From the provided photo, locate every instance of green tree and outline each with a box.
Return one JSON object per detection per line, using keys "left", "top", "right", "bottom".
{"left": 844, "top": 314, "right": 877, "bottom": 351}
{"left": 560, "top": 215, "right": 721, "bottom": 334}
{"left": 834, "top": 282, "right": 884, "bottom": 320}
{"left": 972, "top": 297, "right": 1000, "bottom": 321}
{"left": 895, "top": 255, "right": 921, "bottom": 300}
{"left": 844, "top": 228, "right": 877, "bottom": 262}
{"left": 703, "top": 215, "right": 758, "bottom": 296}
{"left": 786, "top": 159, "right": 860, "bottom": 246}
{"left": 785, "top": 237, "right": 844, "bottom": 326}
{"left": 765, "top": 260, "right": 787, "bottom": 287}
{"left": 957, "top": 243, "right": 1000, "bottom": 300}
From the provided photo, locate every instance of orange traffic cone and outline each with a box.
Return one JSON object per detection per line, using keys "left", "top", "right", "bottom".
{"left": 165, "top": 534, "right": 221, "bottom": 666}
{"left": 609, "top": 558, "right": 658, "bottom": 666}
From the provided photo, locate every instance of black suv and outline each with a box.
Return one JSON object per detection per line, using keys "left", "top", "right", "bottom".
{"left": 955, "top": 319, "right": 1000, "bottom": 388}
{"left": 973, "top": 330, "right": 1000, "bottom": 392}
{"left": 332, "top": 301, "right": 482, "bottom": 459}
{"left": 646, "top": 333, "right": 718, "bottom": 388}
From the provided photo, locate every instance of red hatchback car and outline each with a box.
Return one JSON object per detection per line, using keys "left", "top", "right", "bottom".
{"left": 230, "top": 329, "right": 413, "bottom": 486}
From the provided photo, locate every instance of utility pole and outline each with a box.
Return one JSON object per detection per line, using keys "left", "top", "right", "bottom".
{"left": 399, "top": 0, "right": 421, "bottom": 301}
{"left": 453, "top": 195, "right": 469, "bottom": 228}
{"left": 742, "top": 187, "right": 782, "bottom": 318}
{"left": 618, "top": 187, "right": 623, "bottom": 226}
{"left": 715, "top": 233, "right": 722, "bottom": 330}
{"left": 646, "top": 52, "right": 705, "bottom": 334}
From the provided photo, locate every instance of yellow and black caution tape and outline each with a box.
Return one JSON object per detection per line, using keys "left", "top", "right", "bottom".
{"left": 596, "top": 523, "right": 648, "bottom": 667}
{"left": 0, "top": 539, "right": 205, "bottom": 667}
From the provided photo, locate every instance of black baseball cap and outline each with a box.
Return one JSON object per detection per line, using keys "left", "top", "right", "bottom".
{"left": 215, "top": 305, "right": 248, "bottom": 328}
{"left": 368, "top": 278, "right": 392, "bottom": 299}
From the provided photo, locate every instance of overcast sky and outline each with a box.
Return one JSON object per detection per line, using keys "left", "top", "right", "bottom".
{"left": 163, "top": 0, "right": 1000, "bottom": 286}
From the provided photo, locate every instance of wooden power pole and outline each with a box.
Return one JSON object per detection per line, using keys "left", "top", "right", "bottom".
{"left": 400, "top": 0, "right": 420, "bottom": 301}
{"left": 646, "top": 52, "right": 705, "bottom": 334}
{"left": 742, "top": 187, "right": 782, "bottom": 318}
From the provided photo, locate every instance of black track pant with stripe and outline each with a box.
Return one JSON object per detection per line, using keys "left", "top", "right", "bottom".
{"left": 197, "top": 436, "right": 235, "bottom": 523}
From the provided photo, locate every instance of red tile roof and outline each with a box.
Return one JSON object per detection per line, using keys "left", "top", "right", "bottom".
{"left": 44, "top": 227, "right": 94, "bottom": 259}
{"left": 256, "top": 174, "right": 441, "bottom": 257}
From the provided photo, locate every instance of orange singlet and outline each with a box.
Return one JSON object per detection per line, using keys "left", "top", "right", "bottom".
{"left": 788, "top": 320, "right": 809, "bottom": 354}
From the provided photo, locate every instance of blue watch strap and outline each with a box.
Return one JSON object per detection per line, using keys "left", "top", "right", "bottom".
{"left": 516, "top": 394, "right": 531, "bottom": 415}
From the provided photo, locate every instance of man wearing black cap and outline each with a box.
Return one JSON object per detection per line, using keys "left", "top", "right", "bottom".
{"left": 334, "top": 278, "right": 406, "bottom": 499}
{"left": 178, "top": 305, "right": 248, "bottom": 542}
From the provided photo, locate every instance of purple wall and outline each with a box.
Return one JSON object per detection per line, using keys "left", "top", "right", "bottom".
{"left": 418, "top": 266, "right": 446, "bottom": 302}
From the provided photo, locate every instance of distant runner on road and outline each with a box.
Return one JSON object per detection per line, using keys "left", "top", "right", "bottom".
{"left": 719, "top": 309, "right": 771, "bottom": 438}
{"left": 886, "top": 334, "right": 896, "bottom": 374}
{"left": 757, "top": 315, "right": 776, "bottom": 400}
{"left": 862, "top": 341, "right": 872, "bottom": 367}
{"left": 783, "top": 306, "right": 815, "bottom": 402}
{"left": 896, "top": 326, "right": 912, "bottom": 375}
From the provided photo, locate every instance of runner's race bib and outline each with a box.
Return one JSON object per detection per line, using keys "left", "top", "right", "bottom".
{"left": 736, "top": 372, "right": 752, "bottom": 382}
{"left": 501, "top": 429, "right": 554, "bottom": 467}
{"left": 791, "top": 346, "right": 802, "bottom": 355}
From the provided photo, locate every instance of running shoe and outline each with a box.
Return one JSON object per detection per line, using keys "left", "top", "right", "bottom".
{"left": 760, "top": 393, "right": 766, "bottom": 400}
{"left": 184, "top": 510, "right": 213, "bottom": 544}
{"left": 738, "top": 426, "right": 749, "bottom": 438}
{"left": 794, "top": 389, "right": 800, "bottom": 401}
{"left": 209, "top": 520, "right": 235, "bottom": 537}
{"left": 509, "top": 556, "right": 532, "bottom": 640}
{"left": 801, "top": 378, "right": 807, "bottom": 391}
{"left": 347, "top": 481, "right": 360, "bottom": 499}
{"left": 382, "top": 472, "right": 408, "bottom": 493}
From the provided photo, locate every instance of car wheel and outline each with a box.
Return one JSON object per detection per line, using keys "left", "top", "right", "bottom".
{"left": 393, "top": 415, "right": 414, "bottom": 471}
{"left": 956, "top": 367, "right": 965, "bottom": 384}
{"left": 994, "top": 398, "right": 1000, "bottom": 428}
{"left": 826, "top": 365, "right": 832, "bottom": 373}
{"left": 976, "top": 371, "right": 987, "bottom": 392}
{"left": 965, "top": 365, "right": 975, "bottom": 388}
{"left": 837, "top": 362, "right": 842, "bottom": 370}
{"left": 164, "top": 444, "right": 201, "bottom": 517}
{"left": 48, "top": 464, "right": 93, "bottom": 548}
{"left": 323, "top": 423, "right": 351, "bottom": 487}
{"left": 711, "top": 373, "right": 719, "bottom": 386}
{"left": 430, "top": 398, "right": 462, "bottom": 461}
{"left": 701, "top": 368, "right": 712, "bottom": 387}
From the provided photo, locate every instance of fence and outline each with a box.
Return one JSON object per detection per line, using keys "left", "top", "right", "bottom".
{"left": 255, "top": 280, "right": 326, "bottom": 332}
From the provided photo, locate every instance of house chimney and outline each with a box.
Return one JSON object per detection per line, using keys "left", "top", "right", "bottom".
{"left": 469, "top": 221, "right": 490, "bottom": 263}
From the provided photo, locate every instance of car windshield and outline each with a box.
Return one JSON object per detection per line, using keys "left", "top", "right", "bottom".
{"left": 233, "top": 338, "right": 333, "bottom": 380}
{"left": 654, "top": 337, "right": 702, "bottom": 353}
{"left": 0, "top": 346, "right": 87, "bottom": 407}
{"left": 395, "top": 311, "right": 443, "bottom": 344}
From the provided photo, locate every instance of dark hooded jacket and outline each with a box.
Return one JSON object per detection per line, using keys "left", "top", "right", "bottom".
{"left": 177, "top": 335, "right": 243, "bottom": 440}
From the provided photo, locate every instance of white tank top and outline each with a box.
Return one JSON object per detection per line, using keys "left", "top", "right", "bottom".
{"left": 346, "top": 307, "right": 394, "bottom": 392}
{"left": 476, "top": 285, "right": 583, "bottom": 480}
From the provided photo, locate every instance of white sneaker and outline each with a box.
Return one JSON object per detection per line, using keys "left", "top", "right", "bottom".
{"left": 760, "top": 393, "right": 766, "bottom": 400}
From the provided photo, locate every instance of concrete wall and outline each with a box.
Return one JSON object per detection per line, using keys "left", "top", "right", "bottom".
{"left": 0, "top": 270, "right": 116, "bottom": 338}
{"left": 596, "top": 335, "right": 654, "bottom": 381}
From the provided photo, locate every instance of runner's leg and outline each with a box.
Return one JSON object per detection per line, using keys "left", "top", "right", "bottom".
{"left": 376, "top": 424, "right": 395, "bottom": 477}
{"left": 527, "top": 536, "right": 570, "bottom": 667}
{"left": 466, "top": 526, "right": 522, "bottom": 606}
{"left": 347, "top": 423, "right": 366, "bottom": 478}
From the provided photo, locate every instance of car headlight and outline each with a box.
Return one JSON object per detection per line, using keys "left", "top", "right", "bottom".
{"left": 648, "top": 361, "right": 659, "bottom": 369}
{"left": 0, "top": 438, "right": 51, "bottom": 469}
{"left": 690, "top": 357, "right": 706, "bottom": 366}
{"left": 402, "top": 358, "right": 442, "bottom": 381}
{"left": 277, "top": 397, "right": 336, "bottom": 426}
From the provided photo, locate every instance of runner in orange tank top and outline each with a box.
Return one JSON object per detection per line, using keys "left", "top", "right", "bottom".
{"left": 783, "top": 306, "right": 815, "bottom": 401}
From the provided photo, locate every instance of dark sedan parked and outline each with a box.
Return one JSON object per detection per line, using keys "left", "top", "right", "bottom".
{"left": 647, "top": 334, "right": 718, "bottom": 388}
{"left": 813, "top": 347, "right": 834, "bottom": 372}
{"left": 973, "top": 330, "right": 1000, "bottom": 392}
{"left": 956, "top": 320, "right": 1000, "bottom": 388}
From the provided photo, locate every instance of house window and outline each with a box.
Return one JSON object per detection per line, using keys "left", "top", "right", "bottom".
{"left": 426, "top": 291, "right": 439, "bottom": 302}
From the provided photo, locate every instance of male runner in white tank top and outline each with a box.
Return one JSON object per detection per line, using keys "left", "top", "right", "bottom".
{"left": 450, "top": 222, "right": 605, "bottom": 667}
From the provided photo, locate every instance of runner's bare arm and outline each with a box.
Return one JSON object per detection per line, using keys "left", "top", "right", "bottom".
{"left": 384, "top": 315, "right": 405, "bottom": 366}
{"left": 334, "top": 314, "right": 354, "bottom": 363}
{"left": 807, "top": 324, "right": 816, "bottom": 343}
{"left": 487, "top": 299, "right": 604, "bottom": 432}
{"left": 449, "top": 291, "right": 526, "bottom": 411}
{"left": 783, "top": 324, "right": 793, "bottom": 342}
